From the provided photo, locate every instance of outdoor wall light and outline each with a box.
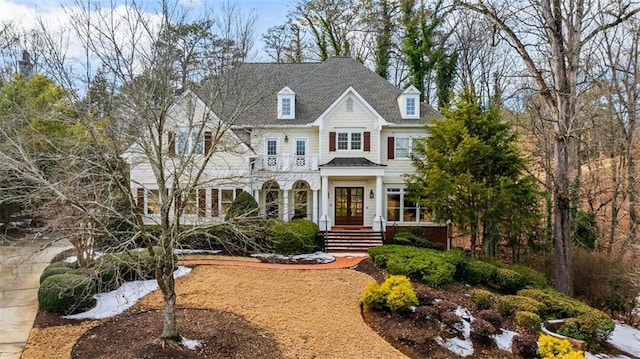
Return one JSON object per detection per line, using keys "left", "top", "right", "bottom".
{"left": 284, "top": 134, "right": 289, "bottom": 143}
{"left": 369, "top": 189, "right": 374, "bottom": 198}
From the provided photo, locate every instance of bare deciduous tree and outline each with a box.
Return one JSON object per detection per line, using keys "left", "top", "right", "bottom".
{"left": 456, "top": 0, "right": 640, "bottom": 296}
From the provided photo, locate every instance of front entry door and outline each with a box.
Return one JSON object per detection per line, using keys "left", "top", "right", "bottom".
{"left": 335, "top": 187, "right": 364, "bottom": 225}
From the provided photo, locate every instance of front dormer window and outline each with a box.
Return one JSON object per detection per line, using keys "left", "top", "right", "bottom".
{"left": 277, "top": 86, "right": 295, "bottom": 119}
{"left": 398, "top": 85, "right": 420, "bottom": 119}
{"left": 406, "top": 98, "right": 416, "bottom": 116}
{"left": 281, "top": 98, "right": 291, "bottom": 116}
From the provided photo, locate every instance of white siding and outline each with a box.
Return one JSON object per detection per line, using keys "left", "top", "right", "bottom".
{"left": 381, "top": 127, "right": 427, "bottom": 182}
{"left": 320, "top": 95, "right": 379, "bottom": 163}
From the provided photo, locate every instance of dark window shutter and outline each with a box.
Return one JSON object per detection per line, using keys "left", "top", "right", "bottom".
{"left": 137, "top": 188, "right": 145, "bottom": 213}
{"left": 204, "top": 131, "right": 212, "bottom": 154}
{"left": 387, "top": 136, "right": 395, "bottom": 159}
{"left": 211, "top": 188, "right": 219, "bottom": 217}
{"left": 329, "top": 132, "right": 336, "bottom": 152}
{"left": 168, "top": 132, "right": 175, "bottom": 155}
{"left": 364, "top": 131, "right": 371, "bottom": 152}
{"left": 235, "top": 188, "right": 243, "bottom": 197}
{"left": 198, "top": 189, "right": 206, "bottom": 217}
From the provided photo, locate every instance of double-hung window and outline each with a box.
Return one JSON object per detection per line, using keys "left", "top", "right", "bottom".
{"left": 220, "top": 189, "right": 234, "bottom": 214}
{"left": 176, "top": 130, "right": 203, "bottom": 155}
{"left": 406, "top": 98, "right": 416, "bottom": 116}
{"left": 281, "top": 98, "right": 291, "bottom": 117}
{"left": 395, "top": 137, "right": 412, "bottom": 159}
{"left": 337, "top": 131, "right": 363, "bottom": 151}
{"left": 147, "top": 190, "right": 160, "bottom": 215}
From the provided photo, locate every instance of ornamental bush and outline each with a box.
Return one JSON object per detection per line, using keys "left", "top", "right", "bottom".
{"left": 464, "top": 260, "right": 498, "bottom": 285}
{"left": 538, "top": 334, "right": 585, "bottom": 359}
{"left": 497, "top": 295, "right": 543, "bottom": 317}
{"left": 268, "top": 219, "right": 319, "bottom": 255}
{"left": 470, "top": 288, "right": 495, "bottom": 310}
{"left": 557, "top": 309, "right": 615, "bottom": 350}
{"left": 515, "top": 310, "right": 542, "bottom": 332}
{"left": 361, "top": 275, "right": 418, "bottom": 312}
{"left": 39, "top": 263, "right": 74, "bottom": 284}
{"left": 225, "top": 191, "right": 259, "bottom": 221}
{"left": 510, "top": 264, "right": 548, "bottom": 289}
{"left": 475, "top": 309, "right": 503, "bottom": 332}
{"left": 495, "top": 268, "right": 528, "bottom": 294}
{"left": 38, "top": 273, "right": 96, "bottom": 315}
{"left": 512, "top": 334, "right": 540, "bottom": 359}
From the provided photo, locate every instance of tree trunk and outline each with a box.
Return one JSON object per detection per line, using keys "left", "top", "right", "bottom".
{"left": 161, "top": 272, "right": 178, "bottom": 339}
{"left": 553, "top": 133, "right": 574, "bottom": 296}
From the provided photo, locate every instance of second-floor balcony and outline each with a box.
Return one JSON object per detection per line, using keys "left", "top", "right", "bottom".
{"left": 255, "top": 154, "right": 319, "bottom": 171}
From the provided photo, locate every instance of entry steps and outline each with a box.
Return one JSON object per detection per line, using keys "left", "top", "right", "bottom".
{"left": 324, "top": 227, "right": 384, "bottom": 252}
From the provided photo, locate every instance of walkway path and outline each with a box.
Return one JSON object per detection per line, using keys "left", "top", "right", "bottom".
{"left": 178, "top": 254, "right": 368, "bottom": 269}
{"left": 0, "top": 239, "right": 72, "bottom": 359}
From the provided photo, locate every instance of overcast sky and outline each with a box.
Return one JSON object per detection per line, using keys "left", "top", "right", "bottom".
{"left": 1, "top": 0, "right": 291, "bottom": 61}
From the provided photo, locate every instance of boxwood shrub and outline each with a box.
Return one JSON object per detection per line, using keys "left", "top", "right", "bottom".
{"left": 495, "top": 268, "right": 528, "bottom": 294}
{"left": 515, "top": 310, "right": 542, "bottom": 332}
{"left": 268, "top": 219, "right": 319, "bottom": 255}
{"left": 509, "top": 264, "right": 548, "bottom": 289}
{"left": 38, "top": 273, "right": 96, "bottom": 315}
{"left": 464, "top": 260, "right": 498, "bottom": 285}
{"left": 497, "top": 295, "right": 544, "bottom": 317}
{"left": 39, "top": 263, "right": 75, "bottom": 284}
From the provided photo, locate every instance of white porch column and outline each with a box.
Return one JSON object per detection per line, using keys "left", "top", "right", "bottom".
{"left": 319, "top": 175, "right": 331, "bottom": 231}
{"left": 312, "top": 189, "right": 319, "bottom": 223}
{"left": 253, "top": 189, "right": 259, "bottom": 203}
{"left": 373, "top": 175, "right": 384, "bottom": 231}
{"left": 282, "top": 189, "right": 289, "bottom": 221}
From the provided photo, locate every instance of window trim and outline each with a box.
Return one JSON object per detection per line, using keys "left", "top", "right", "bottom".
{"left": 219, "top": 188, "right": 236, "bottom": 216}
{"left": 385, "top": 186, "right": 432, "bottom": 223}
{"left": 281, "top": 97, "right": 291, "bottom": 117}
{"left": 336, "top": 130, "right": 364, "bottom": 151}
{"left": 175, "top": 129, "right": 204, "bottom": 155}
{"left": 406, "top": 97, "right": 416, "bottom": 116}
{"left": 394, "top": 136, "right": 412, "bottom": 159}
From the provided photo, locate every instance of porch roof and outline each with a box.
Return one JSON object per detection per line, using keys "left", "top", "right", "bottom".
{"left": 319, "top": 157, "right": 387, "bottom": 167}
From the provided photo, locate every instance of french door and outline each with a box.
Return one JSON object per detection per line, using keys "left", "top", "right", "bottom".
{"left": 334, "top": 187, "right": 364, "bottom": 225}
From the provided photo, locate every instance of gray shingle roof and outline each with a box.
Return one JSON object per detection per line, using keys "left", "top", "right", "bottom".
{"left": 197, "top": 57, "right": 440, "bottom": 126}
{"left": 319, "top": 157, "right": 386, "bottom": 167}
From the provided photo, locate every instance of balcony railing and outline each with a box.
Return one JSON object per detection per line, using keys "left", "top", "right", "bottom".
{"left": 255, "top": 154, "right": 319, "bottom": 171}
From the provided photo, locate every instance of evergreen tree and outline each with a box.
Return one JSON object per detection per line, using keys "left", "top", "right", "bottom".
{"left": 406, "top": 88, "right": 540, "bottom": 258}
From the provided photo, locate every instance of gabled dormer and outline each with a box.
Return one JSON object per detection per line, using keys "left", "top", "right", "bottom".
{"left": 277, "top": 86, "right": 295, "bottom": 120}
{"left": 398, "top": 85, "right": 421, "bottom": 119}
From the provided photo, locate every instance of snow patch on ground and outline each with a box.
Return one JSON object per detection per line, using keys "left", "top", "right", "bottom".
{"left": 181, "top": 337, "right": 202, "bottom": 350}
{"left": 492, "top": 329, "right": 518, "bottom": 352}
{"left": 435, "top": 307, "right": 474, "bottom": 357}
{"left": 173, "top": 249, "right": 221, "bottom": 255}
{"left": 606, "top": 323, "right": 640, "bottom": 358}
{"left": 251, "top": 252, "right": 335, "bottom": 263}
{"left": 64, "top": 266, "right": 192, "bottom": 320}
{"left": 64, "top": 251, "right": 104, "bottom": 263}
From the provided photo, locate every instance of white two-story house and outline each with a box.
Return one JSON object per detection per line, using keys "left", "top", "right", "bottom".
{"left": 126, "top": 57, "right": 449, "bottom": 248}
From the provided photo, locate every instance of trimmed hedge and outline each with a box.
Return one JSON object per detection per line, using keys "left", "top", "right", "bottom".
{"left": 510, "top": 264, "right": 549, "bottom": 289}
{"left": 495, "top": 268, "right": 528, "bottom": 294}
{"left": 38, "top": 273, "right": 96, "bottom": 315}
{"left": 368, "top": 245, "right": 539, "bottom": 293}
{"left": 497, "top": 295, "right": 544, "bottom": 317}
{"left": 465, "top": 260, "right": 498, "bottom": 285}
{"left": 39, "top": 264, "right": 75, "bottom": 284}
{"left": 268, "top": 219, "right": 320, "bottom": 255}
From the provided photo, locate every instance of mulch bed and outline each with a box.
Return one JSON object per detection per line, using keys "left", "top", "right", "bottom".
{"left": 70, "top": 308, "right": 283, "bottom": 359}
